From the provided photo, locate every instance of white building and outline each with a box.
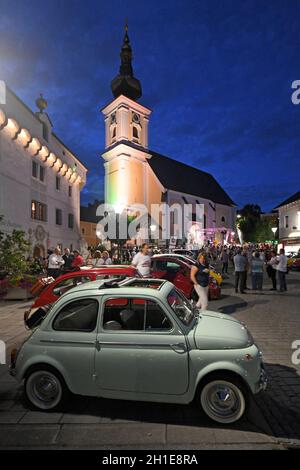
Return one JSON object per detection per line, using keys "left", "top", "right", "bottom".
{"left": 101, "top": 27, "right": 236, "bottom": 247}
{"left": 0, "top": 83, "right": 88, "bottom": 258}
{"left": 275, "top": 191, "right": 300, "bottom": 254}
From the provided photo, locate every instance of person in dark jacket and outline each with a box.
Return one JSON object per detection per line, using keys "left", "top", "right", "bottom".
{"left": 190, "top": 252, "right": 210, "bottom": 311}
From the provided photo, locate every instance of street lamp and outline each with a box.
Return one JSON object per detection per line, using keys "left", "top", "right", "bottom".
{"left": 271, "top": 227, "right": 277, "bottom": 235}
{"left": 114, "top": 204, "right": 125, "bottom": 263}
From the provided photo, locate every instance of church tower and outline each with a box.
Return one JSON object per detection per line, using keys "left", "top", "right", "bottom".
{"left": 101, "top": 25, "right": 152, "bottom": 211}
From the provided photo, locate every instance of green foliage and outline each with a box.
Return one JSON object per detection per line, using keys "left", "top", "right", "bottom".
{"left": 0, "top": 216, "right": 31, "bottom": 282}
{"left": 237, "top": 205, "right": 278, "bottom": 243}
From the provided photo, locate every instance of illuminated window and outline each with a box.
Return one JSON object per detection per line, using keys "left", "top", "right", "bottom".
{"left": 31, "top": 200, "right": 47, "bottom": 221}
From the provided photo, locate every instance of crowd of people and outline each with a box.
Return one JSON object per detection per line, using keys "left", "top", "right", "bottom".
{"left": 219, "top": 245, "right": 289, "bottom": 293}
{"left": 33, "top": 242, "right": 290, "bottom": 317}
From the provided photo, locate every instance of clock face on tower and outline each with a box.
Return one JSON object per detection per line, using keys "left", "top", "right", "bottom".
{"left": 132, "top": 112, "right": 140, "bottom": 124}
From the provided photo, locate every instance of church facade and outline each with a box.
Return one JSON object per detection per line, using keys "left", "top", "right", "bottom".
{"left": 101, "top": 27, "right": 236, "bottom": 247}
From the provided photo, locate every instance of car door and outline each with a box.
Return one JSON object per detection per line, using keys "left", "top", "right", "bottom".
{"left": 40, "top": 297, "right": 99, "bottom": 395}
{"left": 95, "top": 295, "right": 189, "bottom": 396}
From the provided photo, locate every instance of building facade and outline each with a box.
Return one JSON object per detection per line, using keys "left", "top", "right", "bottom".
{"left": 80, "top": 200, "right": 104, "bottom": 248}
{"left": 275, "top": 191, "right": 300, "bottom": 254}
{"left": 0, "top": 84, "right": 87, "bottom": 258}
{"left": 101, "top": 27, "right": 236, "bottom": 248}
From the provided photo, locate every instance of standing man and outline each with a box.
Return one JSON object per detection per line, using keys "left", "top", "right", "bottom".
{"left": 221, "top": 248, "right": 229, "bottom": 274}
{"left": 47, "top": 248, "right": 65, "bottom": 279}
{"left": 267, "top": 250, "right": 277, "bottom": 291}
{"left": 132, "top": 243, "right": 151, "bottom": 277}
{"left": 233, "top": 249, "right": 247, "bottom": 294}
{"left": 191, "top": 252, "right": 210, "bottom": 311}
{"left": 62, "top": 248, "right": 74, "bottom": 272}
{"left": 251, "top": 252, "right": 264, "bottom": 291}
{"left": 277, "top": 248, "right": 288, "bottom": 292}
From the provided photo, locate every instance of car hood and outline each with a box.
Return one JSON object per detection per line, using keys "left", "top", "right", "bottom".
{"left": 192, "top": 310, "right": 253, "bottom": 350}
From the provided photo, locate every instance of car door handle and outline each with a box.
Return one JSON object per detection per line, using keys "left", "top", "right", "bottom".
{"left": 170, "top": 342, "right": 186, "bottom": 353}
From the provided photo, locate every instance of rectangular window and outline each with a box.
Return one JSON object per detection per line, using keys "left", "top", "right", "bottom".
{"left": 56, "top": 208, "right": 62, "bottom": 226}
{"left": 285, "top": 215, "right": 289, "bottom": 228}
{"left": 39, "top": 166, "right": 45, "bottom": 182}
{"left": 68, "top": 186, "right": 72, "bottom": 197}
{"left": 56, "top": 176, "right": 61, "bottom": 191}
{"left": 68, "top": 213, "right": 74, "bottom": 229}
{"left": 31, "top": 200, "right": 47, "bottom": 222}
{"left": 32, "top": 161, "right": 38, "bottom": 178}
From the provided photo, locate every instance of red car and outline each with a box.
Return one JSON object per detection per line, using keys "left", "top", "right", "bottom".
{"left": 151, "top": 255, "right": 221, "bottom": 301}
{"left": 30, "top": 265, "right": 139, "bottom": 309}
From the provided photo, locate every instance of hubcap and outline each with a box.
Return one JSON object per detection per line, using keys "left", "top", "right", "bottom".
{"left": 33, "top": 375, "right": 59, "bottom": 402}
{"left": 201, "top": 380, "right": 245, "bottom": 424}
{"left": 26, "top": 371, "right": 62, "bottom": 409}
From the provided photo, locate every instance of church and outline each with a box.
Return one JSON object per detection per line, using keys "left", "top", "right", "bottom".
{"left": 101, "top": 26, "right": 236, "bottom": 248}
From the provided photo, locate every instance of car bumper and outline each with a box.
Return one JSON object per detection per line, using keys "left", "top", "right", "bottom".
{"left": 255, "top": 363, "right": 267, "bottom": 393}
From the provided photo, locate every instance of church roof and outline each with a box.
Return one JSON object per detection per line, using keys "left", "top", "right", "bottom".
{"left": 148, "top": 151, "right": 236, "bottom": 206}
{"left": 274, "top": 190, "right": 300, "bottom": 209}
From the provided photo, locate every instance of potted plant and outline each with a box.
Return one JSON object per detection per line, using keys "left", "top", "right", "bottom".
{"left": 0, "top": 218, "right": 37, "bottom": 300}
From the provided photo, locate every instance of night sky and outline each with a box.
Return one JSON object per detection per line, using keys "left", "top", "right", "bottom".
{"left": 1, "top": 0, "right": 300, "bottom": 211}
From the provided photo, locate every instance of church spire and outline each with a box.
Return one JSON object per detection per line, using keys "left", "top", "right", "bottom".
{"left": 111, "top": 22, "right": 142, "bottom": 101}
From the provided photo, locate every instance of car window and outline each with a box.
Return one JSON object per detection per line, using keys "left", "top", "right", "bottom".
{"left": 154, "top": 260, "right": 167, "bottom": 271}
{"left": 166, "top": 261, "right": 181, "bottom": 272}
{"left": 53, "top": 276, "right": 92, "bottom": 296}
{"left": 102, "top": 297, "right": 171, "bottom": 331}
{"left": 145, "top": 300, "right": 172, "bottom": 330}
{"left": 53, "top": 298, "right": 98, "bottom": 332}
{"left": 167, "top": 289, "right": 194, "bottom": 326}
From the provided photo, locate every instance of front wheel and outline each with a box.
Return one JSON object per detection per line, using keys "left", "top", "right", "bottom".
{"left": 25, "top": 367, "right": 69, "bottom": 411}
{"left": 199, "top": 377, "right": 247, "bottom": 424}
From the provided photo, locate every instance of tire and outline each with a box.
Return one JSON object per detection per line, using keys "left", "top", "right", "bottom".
{"left": 198, "top": 374, "right": 248, "bottom": 424}
{"left": 24, "top": 366, "right": 69, "bottom": 411}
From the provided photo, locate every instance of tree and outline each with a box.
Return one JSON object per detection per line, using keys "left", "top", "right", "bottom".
{"left": 238, "top": 204, "right": 262, "bottom": 242}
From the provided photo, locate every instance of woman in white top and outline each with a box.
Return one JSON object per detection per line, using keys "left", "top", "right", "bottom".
{"left": 91, "top": 250, "right": 103, "bottom": 268}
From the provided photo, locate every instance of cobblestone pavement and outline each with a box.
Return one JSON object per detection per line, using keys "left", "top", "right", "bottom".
{"left": 0, "top": 269, "right": 299, "bottom": 449}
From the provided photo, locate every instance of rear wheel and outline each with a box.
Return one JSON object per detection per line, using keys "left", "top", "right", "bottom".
{"left": 25, "top": 366, "right": 69, "bottom": 411}
{"left": 199, "top": 375, "right": 247, "bottom": 424}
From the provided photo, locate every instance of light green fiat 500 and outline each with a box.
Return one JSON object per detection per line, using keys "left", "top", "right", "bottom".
{"left": 10, "top": 278, "right": 267, "bottom": 424}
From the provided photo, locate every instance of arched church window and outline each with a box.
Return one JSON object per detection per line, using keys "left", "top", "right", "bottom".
{"left": 132, "top": 126, "right": 139, "bottom": 139}
{"left": 221, "top": 216, "right": 225, "bottom": 223}
{"left": 111, "top": 127, "right": 116, "bottom": 139}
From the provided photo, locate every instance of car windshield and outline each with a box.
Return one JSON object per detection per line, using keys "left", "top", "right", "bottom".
{"left": 167, "top": 288, "right": 195, "bottom": 326}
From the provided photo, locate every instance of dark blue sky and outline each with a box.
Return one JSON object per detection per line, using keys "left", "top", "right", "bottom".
{"left": 1, "top": 0, "right": 300, "bottom": 211}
